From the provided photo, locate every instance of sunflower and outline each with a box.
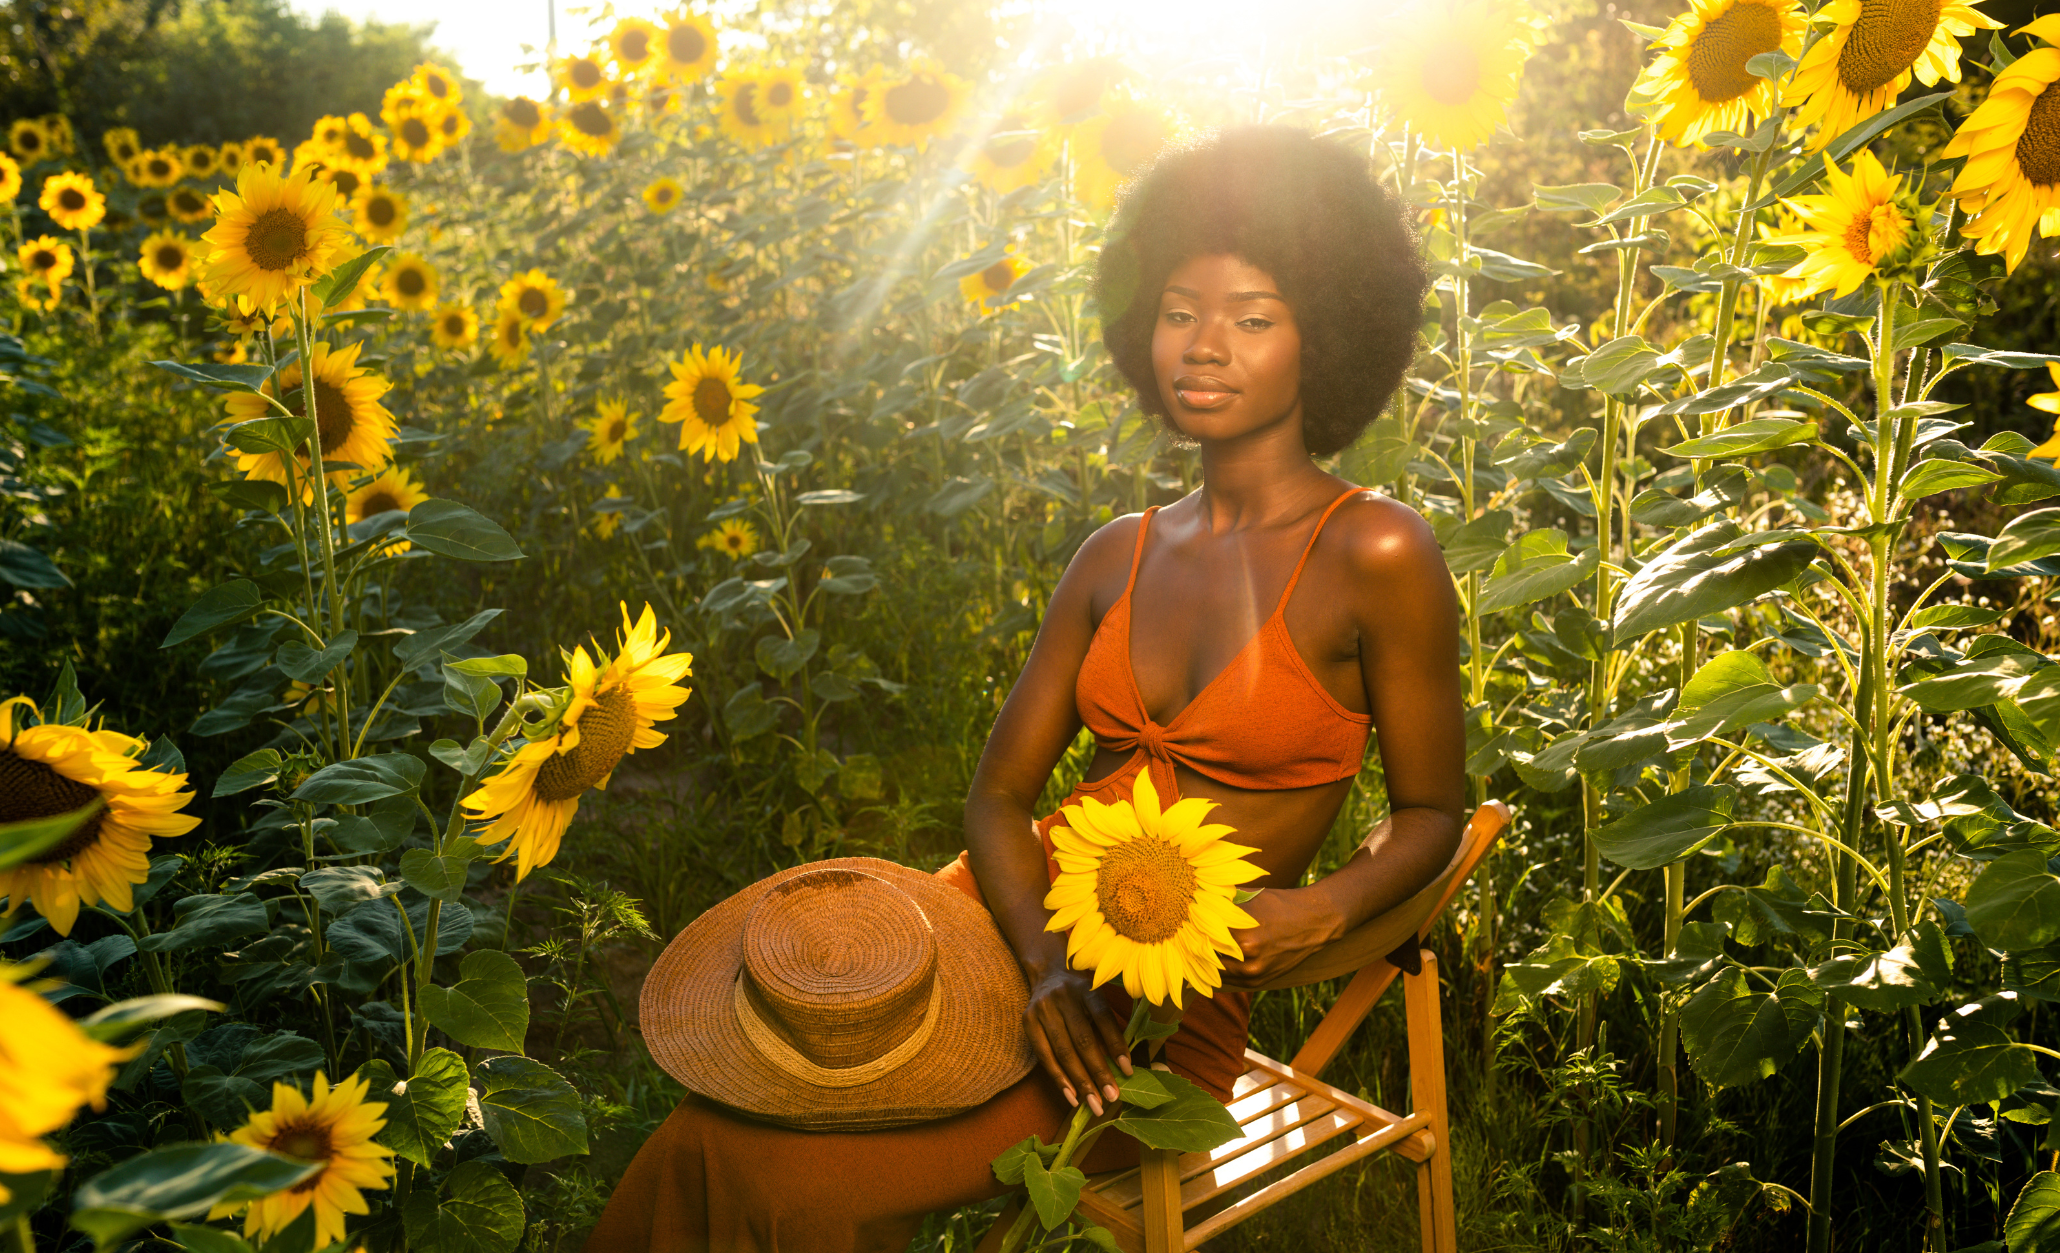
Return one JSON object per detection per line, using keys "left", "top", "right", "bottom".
{"left": 1373, "top": 0, "right": 1534, "bottom": 152}
{"left": 640, "top": 82, "right": 684, "bottom": 117}
{"left": 433, "top": 103, "right": 472, "bottom": 148}
{"left": 642, "top": 176, "right": 685, "bottom": 214}
{"left": 199, "top": 162, "right": 350, "bottom": 313}
{"left": 2027, "top": 364, "right": 2060, "bottom": 458}
{"left": 17, "top": 236, "right": 73, "bottom": 286}
{"left": 1941, "top": 15, "right": 2060, "bottom": 272}
{"left": 429, "top": 303, "right": 478, "bottom": 350}
{"left": 488, "top": 309, "right": 531, "bottom": 369}
{"left": 464, "top": 604, "right": 691, "bottom": 878}
{"left": 129, "top": 147, "right": 183, "bottom": 188}
{"left": 182, "top": 144, "right": 219, "bottom": 180}
{"left": 498, "top": 269, "right": 566, "bottom": 331}
{"left": 381, "top": 253, "right": 438, "bottom": 310}
{"left": 412, "top": 61, "right": 462, "bottom": 106}
{"left": 137, "top": 231, "right": 199, "bottom": 291}
{"left": 216, "top": 141, "right": 247, "bottom": 177}
{"left": 757, "top": 66, "right": 806, "bottom": 122}
{"left": 609, "top": 17, "right": 662, "bottom": 75}
{"left": 583, "top": 398, "right": 638, "bottom": 463}
{"left": 383, "top": 97, "right": 444, "bottom": 164}
{"left": 1785, "top": 0, "right": 2000, "bottom": 150}
{"left": 1072, "top": 94, "right": 1174, "bottom": 210}
{"left": 331, "top": 113, "right": 389, "bottom": 177}
{"left": 213, "top": 1071, "right": 394, "bottom": 1250}
{"left": 225, "top": 340, "right": 396, "bottom": 495}
{"left": 589, "top": 484, "right": 625, "bottom": 539}
{"left": 309, "top": 115, "right": 349, "bottom": 153}
{"left": 1042, "top": 771, "right": 1263, "bottom": 1008}
{"left": 964, "top": 113, "right": 1054, "bottom": 193}
{"left": 0, "top": 154, "right": 18, "bottom": 203}
{"left": 166, "top": 185, "right": 212, "bottom": 224}
{"left": 698, "top": 518, "right": 760, "bottom": 560}
{"left": 7, "top": 119, "right": 47, "bottom": 164}
{"left": 1038, "top": 58, "right": 1125, "bottom": 127}
{"left": 135, "top": 194, "right": 167, "bottom": 226}
{"left": 717, "top": 74, "right": 785, "bottom": 149}
{"left": 0, "top": 969, "right": 130, "bottom": 1195}
{"left": 1773, "top": 147, "right": 1921, "bottom": 296}
{"left": 827, "top": 69, "right": 885, "bottom": 146}
{"left": 101, "top": 126, "right": 140, "bottom": 167}
{"left": 322, "top": 165, "right": 364, "bottom": 203}
{"left": 0, "top": 697, "right": 201, "bottom": 936}
{"left": 1629, "top": 0, "right": 1806, "bottom": 146}
{"left": 38, "top": 173, "right": 103, "bottom": 232}
{"left": 350, "top": 184, "right": 408, "bottom": 243}
{"left": 345, "top": 464, "right": 429, "bottom": 552}
{"left": 863, "top": 59, "right": 968, "bottom": 149}
{"left": 557, "top": 52, "right": 613, "bottom": 102}
{"left": 42, "top": 116, "right": 73, "bottom": 157}
{"left": 13, "top": 278, "right": 57, "bottom": 312}
{"left": 657, "top": 10, "right": 720, "bottom": 80}
{"left": 960, "top": 253, "right": 1030, "bottom": 312}
{"left": 495, "top": 97, "right": 554, "bottom": 152}
{"left": 558, "top": 99, "right": 622, "bottom": 157}
{"left": 243, "top": 136, "right": 284, "bottom": 170}
{"left": 660, "top": 343, "right": 765, "bottom": 462}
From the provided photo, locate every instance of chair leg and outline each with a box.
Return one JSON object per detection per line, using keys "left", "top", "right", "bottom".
{"left": 1139, "top": 1145, "right": 1184, "bottom": 1253}
{"left": 974, "top": 1200, "right": 1021, "bottom": 1253}
{"left": 1406, "top": 949, "right": 1457, "bottom": 1253}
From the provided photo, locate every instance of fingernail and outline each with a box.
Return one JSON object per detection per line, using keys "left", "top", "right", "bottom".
{"left": 1104, "top": 1083, "right": 1121, "bottom": 1103}
{"left": 1119, "top": 1056, "right": 1134, "bottom": 1075}
{"left": 1088, "top": 1094, "right": 1104, "bottom": 1116}
{"left": 1063, "top": 1087, "right": 1078, "bottom": 1108}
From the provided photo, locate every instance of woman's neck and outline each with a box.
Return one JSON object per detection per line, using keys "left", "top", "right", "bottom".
{"left": 1192, "top": 419, "right": 1338, "bottom": 532}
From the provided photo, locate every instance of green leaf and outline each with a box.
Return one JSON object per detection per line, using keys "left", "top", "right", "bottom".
{"left": 312, "top": 246, "right": 392, "bottom": 310}
{"left": 1642, "top": 920, "right": 1730, "bottom": 985}
{"left": 0, "top": 798, "right": 102, "bottom": 871}
{"left": 401, "top": 1159, "right": 525, "bottom": 1253}
{"left": 1440, "top": 510, "right": 1513, "bottom": 574}
{"left": 1077, "top": 1224, "right": 1124, "bottom": 1252}
{"left": 1532, "top": 183, "right": 1622, "bottom": 215}
{"left": 1891, "top": 317, "right": 1969, "bottom": 351}
{"left": 419, "top": 949, "right": 530, "bottom": 1052}
{"left": 1593, "top": 785, "right": 1736, "bottom": 870}
{"left": 475, "top": 1055, "right": 588, "bottom": 1163}
{"left": 1901, "top": 1015, "right": 2040, "bottom": 1106}
{"left": 136, "top": 894, "right": 270, "bottom": 953}
{"left": 2005, "top": 1172, "right": 2060, "bottom": 1253}
{"left": 291, "top": 754, "right": 426, "bottom": 805}
{"left": 1679, "top": 967, "right": 1821, "bottom": 1088}
{"left": 1680, "top": 650, "right": 1770, "bottom": 710}
{"left": 1578, "top": 335, "right": 1663, "bottom": 396}
{"left": 444, "top": 654, "right": 527, "bottom": 678}
{"left": 1989, "top": 508, "right": 2060, "bottom": 572}
{"left": 1652, "top": 362, "right": 1798, "bottom": 417}
{"left": 1493, "top": 932, "right": 1622, "bottom": 1011}
{"left": 1715, "top": 866, "right": 1839, "bottom": 945}
{"left": 213, "top": 749, "right": 282, "bottom": 798}
{"left": 722, "top": 685, "right": 777, "bottom": 739}
{"left": 1588, "top": 185, "right": 1687, "bottom": 226}
{"left": 180, "top": 1067, "right": 265, "bottom": 1130}
{"left": 1965, "top": 850, "right": 2060, "bottom": 952}
{"left": 756, "top": 629, "right": 821, "bottom": 681}
{"left": 81, "top": 994, "right": 223, "bottom": 1042}
{"left": 70, "top": 1143, "right": 319, "bottom": 1247}
{"left": 1613, "top": 521, "right": 1818, "bottom": 640}
{"left": 405, "top": 500, "right": 525, "bottom": 562}
{"left": 1909, "top": 603, "right": 2005, "bottom": 631}
{"left": 399, "top": 840, "right": 478, "bottom": 903}
{"left": 991, "top": 1135, "right": 1051, "bottom": 1186}
{"left": 234, "top": 1032, "right": 325, "bottom": 1084}
{"left": 1900, "top": 653, "right": 2049, "bottom": 713}
{"left": 393, "top": 609, "right": 504, "bottom": 668}
{"left": 297, "top": 866, "right": 393, "bottom": 916}
{"left": 1116, "top": 1067, "right": 1178, "bottom": 1109}
{"left": 1808, "top": 944, "right": 1938, "bottom": 1011}
{"left": 1753, "top": 91, "right": 1953, "bottom": 208}
{"left": 169, "top": 1222, "right": 256, "bottom": 1253}
{"left": 442, "top": 660, "right": 502, "bottom": 721}
{"left": 0, "top": 538, "right": 68, "bottom": 588}
{"left": 362, "top": 1048, "right": 470, "bottom": 1167}
{"left": 220, "top": 415, "right": 313, "bottom": 457}
{"left": 1107, "top": 1069, "right": 1242, "bottom": 1153}
{"left": 1662, "top": 417, "right": 1817, "bottom": 460}
{"left": 275, "top": 631, "right": 356, "bottom": 684}
{"left": 1479, "top": 546, "right": 1598, "bottom": 615}
{"left": 162, "top": 580, "right": 266, "bottom": 648}
{"left": 147, "top": 360, "right": 276, "bottom": 393}
{"left": 1021, "top": 1155, "right": 1087, "bottom": 1230}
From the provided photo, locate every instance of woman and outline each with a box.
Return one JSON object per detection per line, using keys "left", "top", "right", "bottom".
{"left": 585, "top": 124, "right": 1463, "bottom": 1253}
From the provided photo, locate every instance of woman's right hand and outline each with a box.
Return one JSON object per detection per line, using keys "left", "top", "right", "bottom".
{"left": 1024, "top": 962, "right": 1132, "bottom": 1116}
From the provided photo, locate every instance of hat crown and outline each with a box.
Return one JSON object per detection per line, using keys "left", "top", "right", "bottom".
{"left": 740, "top": 868, "right": 938, "bottom": 1071}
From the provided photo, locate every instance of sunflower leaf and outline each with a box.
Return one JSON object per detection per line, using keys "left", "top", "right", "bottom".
{"left": 70, "top": 1143, "right": 319, "bottom": 1247}
{"left": 313, "top": 246, "right": 392, "bottom": 310}
{"left": 406, "top": 499, "right": 525, "bottom": 563}
{"left": 162, "top": 579, "right": 267, "bottom": 648}
{"left": 420, "top": 950, "right": 530, "bottom": 1053}
{"left": 402, "top": 1159, "right": 525, "bottom": 1253}
{"left": 292, "top": 754, "right": 425, "bottom": 805}
{"left": 363, "top": 1048, "right": 471, "bottom": 1168}
{"left": 146, "top": 360, "right": 276, "bottom": 394}
{"left": 400, "top": 840, "right": 480, "bottom": 903}
{"left": 1107, "top": 1069, "right": 1242, "bottom": 1153}
{"left": 475, "top": 1055, "right": 587, "bottom": 1162}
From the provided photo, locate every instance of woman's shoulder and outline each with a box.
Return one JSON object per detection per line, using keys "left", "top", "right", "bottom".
{"left": 1318, "top": 487, "right": 1447, "bottom": 579}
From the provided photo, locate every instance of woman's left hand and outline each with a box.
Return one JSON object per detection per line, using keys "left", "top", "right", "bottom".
{"left": 1218, "top": 885, "right": 1346, "bottom": 989}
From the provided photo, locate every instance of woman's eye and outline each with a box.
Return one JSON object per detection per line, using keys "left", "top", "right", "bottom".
{"left": 1162, "top": 309, "right": 1195, "bottom": 324}
{"left": 1239, "top": 318, "right": 1273, "bottom": 331}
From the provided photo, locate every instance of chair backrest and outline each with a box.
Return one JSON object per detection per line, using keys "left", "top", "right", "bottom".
{"left": 1252, "top": 802, "right": 1511, "bottom": 992}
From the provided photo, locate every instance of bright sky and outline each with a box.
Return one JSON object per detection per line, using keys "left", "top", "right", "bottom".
{"left": 288, "top": 0, "right": 594, "bottom": 99}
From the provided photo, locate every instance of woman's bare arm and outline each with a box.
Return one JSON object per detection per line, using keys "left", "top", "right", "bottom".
{"left": 963, "top": 517, "right": 1140, "bottom": 1115}
{"left": 1222, "top": 496, "right": 1467, "bottom": 986}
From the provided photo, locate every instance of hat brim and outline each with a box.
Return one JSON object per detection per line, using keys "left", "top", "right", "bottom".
{"left": 640, "top": 857, "right": 1036, "bottom": 1131}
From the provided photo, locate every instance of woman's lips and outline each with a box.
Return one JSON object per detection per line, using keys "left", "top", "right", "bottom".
{"left": 1173, "top": 378, "right": 1238, "bottom": 409}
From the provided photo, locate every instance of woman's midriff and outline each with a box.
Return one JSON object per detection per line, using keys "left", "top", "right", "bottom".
{"left": 1065, "top": 750, "right": 1357, "bottom": 882}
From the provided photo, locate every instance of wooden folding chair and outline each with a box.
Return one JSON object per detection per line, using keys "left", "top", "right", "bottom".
{"left": 979, "top": 801, "right": 1510, "bottom": 1253}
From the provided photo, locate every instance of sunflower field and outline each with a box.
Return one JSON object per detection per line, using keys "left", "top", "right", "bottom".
{"left": 7, "top": 0, "right": 2060, "bottom": 1248}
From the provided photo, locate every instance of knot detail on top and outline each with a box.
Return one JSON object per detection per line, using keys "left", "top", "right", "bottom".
{"left": 1136, "top": 719, "right": 1168, "bottom": 758}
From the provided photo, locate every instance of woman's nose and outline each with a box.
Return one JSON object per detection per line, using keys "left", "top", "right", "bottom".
{"left": 1182, "top": 324, "right": 1228, "bottom": 364}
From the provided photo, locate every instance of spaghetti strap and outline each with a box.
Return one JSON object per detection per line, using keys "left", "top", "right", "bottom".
{"left": 1278, "top": 489, "right": 1363, "bottom": 607}
{"left": 1122, "top": 507, "right": 1159, "bottom": 598}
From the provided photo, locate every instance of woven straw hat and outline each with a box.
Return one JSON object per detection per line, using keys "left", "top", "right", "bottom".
{"left": 640, "top": 857, "right": 1036, "bottom": 1131}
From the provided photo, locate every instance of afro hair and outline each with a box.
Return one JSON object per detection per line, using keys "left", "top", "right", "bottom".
{"left": 1093, "top": 125, "right": 1427, "bottom": 459}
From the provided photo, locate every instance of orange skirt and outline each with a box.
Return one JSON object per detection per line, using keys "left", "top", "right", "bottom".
{"left": 579, "top": 845, "right": 1252, "bottom": 1253}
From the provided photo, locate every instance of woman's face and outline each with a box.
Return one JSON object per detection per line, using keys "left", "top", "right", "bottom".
{"left": 1150, "top": 252, "right": 1302, "bottom": 447}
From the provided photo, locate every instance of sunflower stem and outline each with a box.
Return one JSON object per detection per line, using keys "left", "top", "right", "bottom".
{"left": 295, "top": 285, "right": 353, "bottom": 753}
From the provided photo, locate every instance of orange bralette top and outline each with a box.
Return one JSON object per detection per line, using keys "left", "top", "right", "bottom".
{"left": 1055, "top": 487, "right": 1375, "bottom": 814}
